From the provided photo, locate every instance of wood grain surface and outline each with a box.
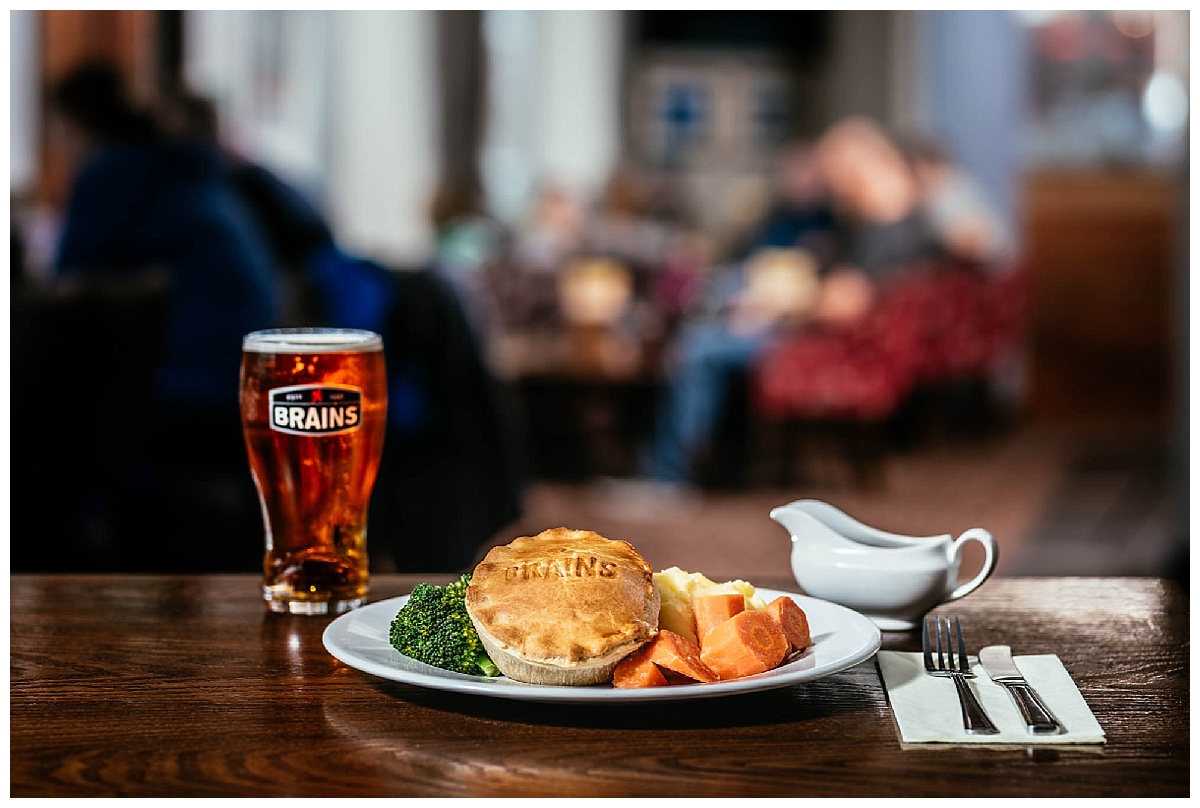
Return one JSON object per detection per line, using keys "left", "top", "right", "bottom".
{"left": 9, "top": 574, "right": 1188, "bottom": 797}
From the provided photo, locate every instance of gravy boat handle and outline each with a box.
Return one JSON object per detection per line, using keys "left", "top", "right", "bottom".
{"left": 946, "top": 528, "right": 997, "bottom": 601}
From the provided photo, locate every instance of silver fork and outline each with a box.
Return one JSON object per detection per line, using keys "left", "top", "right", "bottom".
{"left": 922, "top": 615, "right": 999, "bottom": 735}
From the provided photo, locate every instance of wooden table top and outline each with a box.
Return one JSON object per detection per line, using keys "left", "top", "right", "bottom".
{"left": 10, "top": 574, "right": 1188, "bottom": 797}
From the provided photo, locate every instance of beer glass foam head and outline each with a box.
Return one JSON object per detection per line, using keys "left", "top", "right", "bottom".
{"left": 243, "top": 328, "right": 383, "bottom": 354}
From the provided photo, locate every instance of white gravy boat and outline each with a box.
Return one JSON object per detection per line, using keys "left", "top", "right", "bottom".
{"left": 771, "top": 499, "right": 997, "bottom": 631}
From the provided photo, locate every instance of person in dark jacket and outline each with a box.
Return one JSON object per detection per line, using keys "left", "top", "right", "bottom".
{"left": 154, "top": 86, "right": 526, "bottom": 572}
{"left": 39, "top": 60, "right": 282, "bottom": 571}
{"left": 52, "top": 61, "right": 280, "bottom": 423}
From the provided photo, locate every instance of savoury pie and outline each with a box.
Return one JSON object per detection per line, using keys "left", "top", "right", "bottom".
{"left": 465, "top": 527, "right": 660, "bottom": 685}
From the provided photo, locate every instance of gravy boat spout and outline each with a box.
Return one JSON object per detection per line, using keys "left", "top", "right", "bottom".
{"left": 769, "top": 502, "right": 870, "bottom": 554}
{"left": 771, "top": 500, "right": 941, "bottom": 550}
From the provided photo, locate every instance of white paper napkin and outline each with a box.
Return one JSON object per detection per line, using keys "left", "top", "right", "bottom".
{"left": 877, "top": 651, "right": 1105, "bottom": 745}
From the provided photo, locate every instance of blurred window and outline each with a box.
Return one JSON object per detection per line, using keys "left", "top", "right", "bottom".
{"left": 480, "top": 10, "right": 623, "bottom": 223}
{"left": 480, "top": 10, "right": 538, "bottom": 225}
{"left": 186, "top": 11, "right": 330, "bottom": 198}
{"left": 10, "top": 10, "right": 39, "bottom": 196}
{"left": 185, "top": 10, "right": 438, "bottom": 264}
{"left": 1019, "top": 10, "right": 1188, "bottom": 165}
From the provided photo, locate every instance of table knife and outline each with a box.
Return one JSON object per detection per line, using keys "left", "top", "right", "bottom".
{"left": 979, "top": 645, "right": 1064, "bottom": 734}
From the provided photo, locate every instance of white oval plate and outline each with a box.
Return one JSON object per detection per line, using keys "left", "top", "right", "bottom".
{"left": 322, "top": 587, "right": 881, "bottom": 703}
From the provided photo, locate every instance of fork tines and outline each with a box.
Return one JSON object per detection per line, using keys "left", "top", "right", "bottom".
{"left": 923, "top": 615, "right": 971, "bottom": 674}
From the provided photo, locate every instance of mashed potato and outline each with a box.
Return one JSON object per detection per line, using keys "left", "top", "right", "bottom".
{"left": 653, "top": 566, "right": 768, "bottom": 645}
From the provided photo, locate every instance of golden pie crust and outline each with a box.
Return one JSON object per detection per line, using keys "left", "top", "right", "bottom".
{"left": 465, "top": 528, "right": 660, "bottom": 684}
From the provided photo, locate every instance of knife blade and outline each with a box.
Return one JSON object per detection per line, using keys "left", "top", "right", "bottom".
{"left": 979, "top": 645, "right": 1063, "bottom": 734}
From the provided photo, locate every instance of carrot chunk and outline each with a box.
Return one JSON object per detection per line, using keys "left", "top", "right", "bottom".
{"left": 692, "top": 593, "right": 745, "bottom": 646}
{"left": 699, "top": 610, "right": 789, "bottom": 680}
{"left": 612, "top": 645, "right": 668, "bottom": 689}
{"left": 765, "top": 596, "right": 812, "bottom": 653}
{"left": 645, "top": 630, "right": 720, "bottom": 683}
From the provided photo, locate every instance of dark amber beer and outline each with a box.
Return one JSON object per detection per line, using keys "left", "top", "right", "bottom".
{"left": 240, "top": 329, "right": 386, "bottom": 614}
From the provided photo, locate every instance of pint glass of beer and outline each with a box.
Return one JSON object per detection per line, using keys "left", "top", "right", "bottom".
{"left": 240, "top": 329, "right": 387, "bottom": 614}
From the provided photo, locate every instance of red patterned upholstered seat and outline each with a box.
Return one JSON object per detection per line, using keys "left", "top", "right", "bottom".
{"left": 752, "top": 262, "right": 1026, "bottom": 423}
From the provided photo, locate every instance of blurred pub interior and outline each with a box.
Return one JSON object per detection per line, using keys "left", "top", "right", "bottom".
{"left": 9, "top": 10, "right": 1189, "bottom": 584}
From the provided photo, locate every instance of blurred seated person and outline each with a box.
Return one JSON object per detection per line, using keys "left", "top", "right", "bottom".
{"left": 752, "top": 121, "right": 1022, "bottom": 446}
{"left": 641, "top": 247, "right": 824, "bottom": 486}
{"left": 51, "top": 62, "right": 279, "bottom": 450}
{"left": 38, "top": 60, "right": 282, "bottom": 570}
{"left": 511, "top": 182, "right": 586, "bottom": 274}
{"left": 160, "top": 91, "right": 524, "bottom": 572}
{"left": 740, "top": 141, "right": 838, "bottom": 260}
{"left": 490, "top": 183, "right": 586, "bottom": 337}
{"left": 638, "top": 119, "right": 991, "bottom": 489}
{"left": 158, "top": 92, "right": 332, "bottom": 273}
{"left": 584, "top": 164, "right": 674, "bottom": 278}
{"left": 901, "top": 133, "right": 1016, "bottom": 269}
{"left": 428, "top": 175, "right": 509, "bottom": 336}
{"left": 638, "top": 142, "right": 838, "bottom": 487}
{"left": 809, "top": 116, "right": 945, "bottom": 328}
{"left": 810, "top": 117, "right": 1016, "bottom": 326}
{"left": 652, "top": 228, "right": 715, "bottom": 334}
{"left": 555, "top": 255, "right": 645, "bottom": 378}
{"left": 157, "top": 90, "right": 381, "bottom": 329}
{"left": 899, "top": 132, "right": 1023, "bottom": 415}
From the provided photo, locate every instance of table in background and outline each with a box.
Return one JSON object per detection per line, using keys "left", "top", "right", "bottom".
{"left": 492, "top": 326, "right": 664, "bottom": 479}
{"left": 9, "top": 574, "right": 1188, "bottom": 797}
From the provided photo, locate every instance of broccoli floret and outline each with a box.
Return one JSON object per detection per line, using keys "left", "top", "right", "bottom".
{"left": 389, "top": 574, "right": 500, "bottom": 677}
